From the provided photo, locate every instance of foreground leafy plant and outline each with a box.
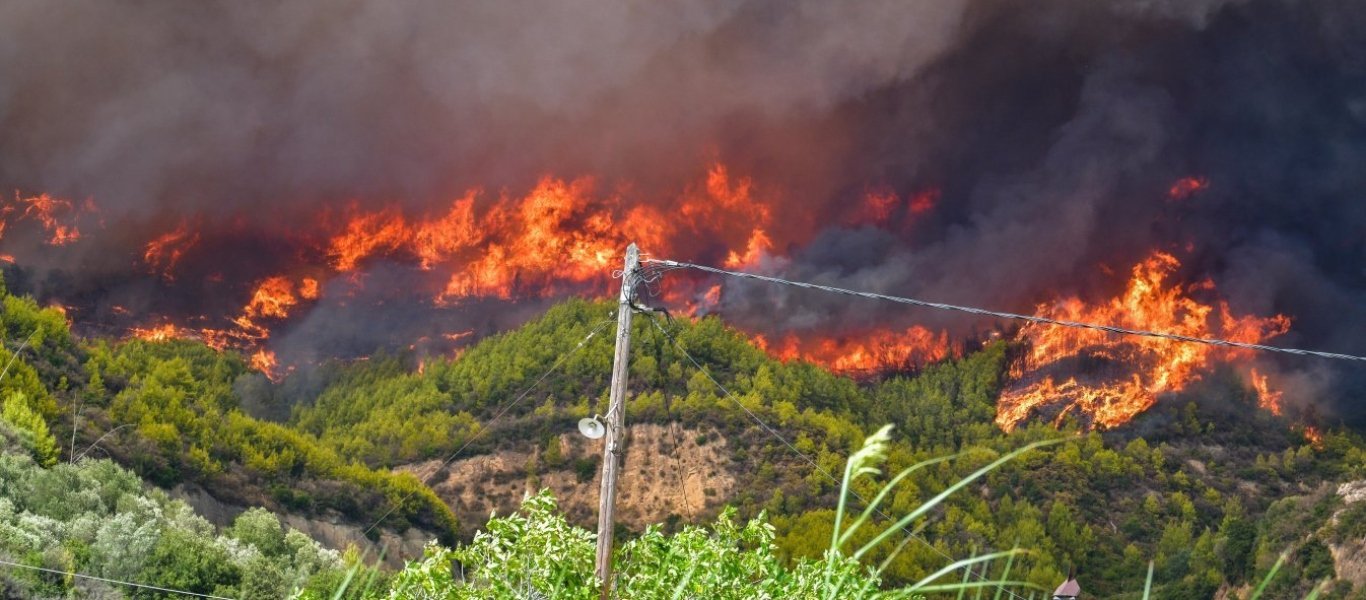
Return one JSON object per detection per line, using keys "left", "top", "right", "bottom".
{"left": 0, "top": 422, "right": 348, "bottom": 599}
{"left": 364, "top": 425, "right": 1052, "bottom": 599}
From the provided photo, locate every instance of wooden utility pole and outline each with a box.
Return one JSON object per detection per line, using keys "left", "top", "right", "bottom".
{"left": 596, "top": 243, "right": 638, "bottom": 599}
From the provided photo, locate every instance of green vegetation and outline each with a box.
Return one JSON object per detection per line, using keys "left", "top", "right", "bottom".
{"left": 377, "top": 426, "right": 1045, "bottom": 599}
{"left": 291, "top": 300, "right": 1366, "bottom": 597}
{"left": 0, "top": 277, "right": 456, "bottom": 544}
{"left": 2, "top": 277, "right": 1365, "bottom": 597}
{"left": 334, "top": 427, "right": 1322, "bottom": 599}
{"left": 0, "top": 418, "right": 368, "bottom": 599}
{"left": 86, "top": 338, "right": 456, "bottom": 540}
{"left": 2, "top": 392, "right": 58, "bottom": 466}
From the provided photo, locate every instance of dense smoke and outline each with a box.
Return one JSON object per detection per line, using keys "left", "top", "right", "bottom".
{"left": 1, "top": 1, "right": 1363, "bottom": 420}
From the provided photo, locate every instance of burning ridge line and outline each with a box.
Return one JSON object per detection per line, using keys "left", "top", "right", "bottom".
{"left": 642, "top": 258, "right": 1366, "bottom": 364}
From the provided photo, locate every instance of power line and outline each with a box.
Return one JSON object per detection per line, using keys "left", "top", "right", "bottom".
{"left": 0, "top": 330, "right": 40, "bottom": 383}
{"left": 643, "top": 258, "right": 1366, "bottom": 364}
{"left": 645, "top": 316, "right": 1028, "bottom": 600}
{"left": 361, "top": 318, "right": 616, "bottom": 538}
{"left": 654, "top": 344, "right": 695, "bottom": 518}
{"left": 0, "top": 557, "right": 236, "bottom": 599}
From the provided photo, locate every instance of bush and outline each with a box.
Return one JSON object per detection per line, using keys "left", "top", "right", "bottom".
{"left": 1, "top": 393, "right": 58, "bottom": 467}
{"left": 372, "top": 426, "right": 1049, "bottom": 599}
{"left": 0, "top": 440, "right": 344, "bottom": 599}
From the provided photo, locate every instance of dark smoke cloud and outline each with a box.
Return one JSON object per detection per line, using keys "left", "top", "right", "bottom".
{"left": 2, "top": 0, "right": 1365, "bottom": 420}
{"left": 712, "top": 0, "right": 1366, "bottom": 420}
{"left": 0, "top": 0, "right": 967, "bottom": 213}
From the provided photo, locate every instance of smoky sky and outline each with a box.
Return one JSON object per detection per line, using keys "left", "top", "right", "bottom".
{"left": 0, "top": 0, "right": 970, "bottom": 213}
{"left": 2, "top": 0, "right": 1365, "bottom": 419}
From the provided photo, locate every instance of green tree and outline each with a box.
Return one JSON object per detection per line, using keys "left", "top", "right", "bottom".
{"left": 2, "top": 392, "right": 58, "bottom": 466}
{"left": 228, "top": 507, "right": 289, "bottom": 558}
{"left": 136, "top": 527, "right": 241, "bottom": 598}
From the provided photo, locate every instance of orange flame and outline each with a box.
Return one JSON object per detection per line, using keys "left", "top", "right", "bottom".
{"left": 441, "top": 330, "right": 475, "bottom": 343}
{"left": 119, "top": 164, "right": 779, "bottom": 374}
{"left": 327, "top": 194, "right": 481, "bottom": 272}
{"left": 1249, "top": 368, "right": 1283, "bottom": 416}
{"left": 1303, "top": 426, "right": 1323, "bottom": 447}
{"left": 92, "top": 164, "right": 949, "bottom": 378}
{"left": 439, "top": 178, "right": 635, "bottom": 301}
{"left": 329, "top": 208, "right": 413, "bottom": 271}
{"left": 243, "top": 276, "right": 301, "bottom": 320}
{"left": 299, "top": 277, "right": 321, "bottom": 300}
{"left": 996, "top": 252, "right": 1291, "bottom": 431}
{"left": 8, "top": 192, "right": 85, "bottom": 245}
{"left": 680, "top": 165, "right": 770, "bottom": 225}
{"left": 144, "top": 221, "right": 200, "bottom": 280}
{"left": 203, "top": 275, "right": 327, "bottom": 363}
{"left": 250, "top": 349, "right": 280, "bottom": 379}
{"left": 323, "top": 165, "right": 771, "bottom": 305}
{"left": 701, "top": 285, "right": 722, "bottom": 310}
{"left": 724, "top": 229, "right": 773, "bottom": 270}
{"left": 130, "top": 323, "right": 197, "bottom": 342}
{"left": 757, "top": 326, "right": 955, "bottom": 373}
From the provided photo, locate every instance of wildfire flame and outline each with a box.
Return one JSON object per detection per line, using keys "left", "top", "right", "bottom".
{"left": 242, "top": 276, "right": 304, "bottom": 320}
{"left": 724, "top": 229, "right": 774, "bottom": 270}
{"left": 111, "top": 164, "right": 781, "bottom": 376}
{"left": 323, "top": 166, "right": 771, "bottom": 305}
{"left": 144, "top": 221, "right": 200, "bottom": 280}
{"left": 1, "top": 166, "right": 1295, "bottom": 430}
{"left": 1303, "top": 426, "right": 1323, "bottom": 447}
{"left": 250, "top": 349, "right": 279, "bottom": 378}
{"left": 1249, "top": 368, "right": 1283, "bottom": 416}
{"left": 756, "top": 326, "right": 956, "bottom": 373}
{"left": 996, "top": 251, "right": 1291, "bottom": 431}
{"left": 4, "top": 162, "right": 958, "bottom": 379}
{"left": 2, "top": 192, "right": 87, "bottom": 245}
{"left": 130, "top": 323, "right": 198, "bottom": 343}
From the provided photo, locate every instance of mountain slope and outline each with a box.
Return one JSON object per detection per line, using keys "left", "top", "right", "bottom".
{"left": 290, "top": 299, "right": 1366, "bottom": 597}
{"left": 0, "top": 279, "right": 456, "bottom": 553}
{"left": 5, "top": 281, "right": 1364, "bottom": 596}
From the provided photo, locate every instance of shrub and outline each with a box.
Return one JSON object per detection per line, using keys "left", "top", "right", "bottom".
{"left": 1, "top": 393, "right": 58, "bottom": 467}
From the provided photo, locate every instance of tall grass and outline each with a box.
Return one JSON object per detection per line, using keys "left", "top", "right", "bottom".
{"left": 820, "top": 425, "right": 1057, "bottom": 599}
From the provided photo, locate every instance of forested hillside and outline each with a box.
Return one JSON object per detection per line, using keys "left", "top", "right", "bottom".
{"left": 287, "top": 299, "right": 1366, "bottom": 597}
{"left": 3, "top": 281, "right": 1366, "bottom": 598}
{"left": 0, "top": 278, "right": 455, "bottom": 545}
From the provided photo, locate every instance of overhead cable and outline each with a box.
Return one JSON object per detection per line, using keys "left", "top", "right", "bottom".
{"left": 0, "top": 558, "right": 236, "bottom": 600}
{"left": 361, "top": 318, "right": 616, "bottom": 538}
{"left": 643, "top": 259, "right": 1366, "bottom": 363}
